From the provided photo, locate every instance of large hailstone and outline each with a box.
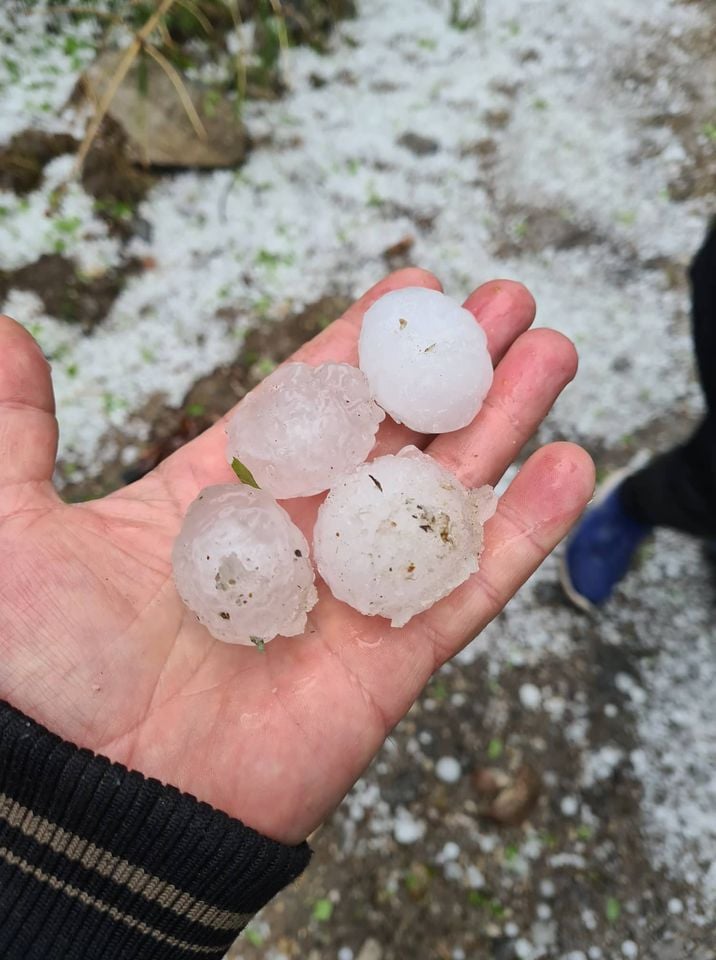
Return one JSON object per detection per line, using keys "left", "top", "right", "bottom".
{"left": 226, "top": 362, "right": 385, "bottom": 499}
{"left": 172, "top": 485, "right": 317, "bottom": 645}
{"left": 313, "top": 446, "right": 497, "bottom": 627}
{"left": 359, "top": 287, "right": 493, "bottom": 433}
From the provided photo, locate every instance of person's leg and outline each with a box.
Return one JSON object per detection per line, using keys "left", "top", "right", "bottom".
{"left": 619, "top": 418, "right": 716, "bottom": 537}
{"left": 562, "top": 220, "right": 716, "bottom": 607}
{"left": 620, "top": 221, "right": 716, "bottom": 536}
{"left": 690, "top": 217, "right": 716, "bottom": 413}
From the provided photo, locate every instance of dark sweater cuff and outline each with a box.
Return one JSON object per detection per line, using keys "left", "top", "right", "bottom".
{"left": 0, "top": 700, "right": 310, "bottom": 959}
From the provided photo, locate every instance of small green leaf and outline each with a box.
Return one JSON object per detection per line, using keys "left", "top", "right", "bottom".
{"left": 243, "top": 926, "right": 263, "bottom": 946}
{"left": 232, "top": 458, "right": 260, "bottom": 488}
{"left": 431, "top": 679, "right": 448, "bottom": 701}
{"left": 312, "top": 898, "right": 333, "bottom": 922}
{"left": 250, "top": 637, "right": 265, "bottom": 653}
{"left": 487, "top": 738, "right": 503, "bottom": 760}
{"left": 468, "top": 889, "right": 488, "bottom": 908}
{"left": 186, "top": 402, "right": 206, "bottom": 417}
{"left": 606, "top": 896, "right": 621, "bottom": 923}
{"left": 577, "top": 824, "right": 594, "bottom": 841}
{"left": 504, "top": 843, "right": 519, "bottom": 862}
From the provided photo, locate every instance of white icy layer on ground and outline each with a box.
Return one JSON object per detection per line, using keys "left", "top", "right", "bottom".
{"left": 1, "top": 0, "right": 714, "bottom": 913}
{"left": 1, "top": 0, "right": 708, "bottom": 475}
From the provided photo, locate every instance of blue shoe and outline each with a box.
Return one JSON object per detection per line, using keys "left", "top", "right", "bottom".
{"left": 561, "top": 476, "right": 652, "bottom": 611}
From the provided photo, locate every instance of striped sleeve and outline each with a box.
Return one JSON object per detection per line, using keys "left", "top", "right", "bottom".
{"left": 0, "top": 701, "right": 311, "bottom": 960}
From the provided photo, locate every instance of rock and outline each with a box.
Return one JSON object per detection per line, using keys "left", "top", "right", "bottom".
{"left": 356, "top": 938, "right": 383, "bottom": 960}
{"left": 471, "top": 766, "right": 510, "bottom": 797}
{"left": 81, "top": 51, "right": 249, "bottom": 168}
{"left": 473, "top": 764, "right": 542, "bottom": 825}
{"left": 397, "top": 132, "right": 440, "bottom": 156}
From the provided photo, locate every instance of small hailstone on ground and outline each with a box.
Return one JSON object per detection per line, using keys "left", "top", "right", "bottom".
{"left": 226, "top": 362, "right": 384, "bottom": 499}
{"left": 314, "top": 445, "right": 497, "bottom": 627}
{"left": 540, "top": 879, "right": 556, "bottom": 898}
{"left": 393, "top": 807, "right": 426, "bottom": 844}
{"left": 358, "top": 286, "right": 493, "bottom": 433}
{"left": 438, "top": 841, "right": 461, "bottom": 862}
{"left": 519, "top": 682, "right": 543, "bottom": 710}
{"left": 514, "top": 939, "right": 534, "bottom": 960}
{"left": 560, "top": 795, "right": 579, "bottom": 817}
{"left": 172, "top": 484, "right": 317, "bottom": 645}
{"left": 435, "top": 756, "right": 462, "bottom": 784}
{"left": 621, "top": 941, "right": 638, "bottom": 959}
{"left": 667, "top": 897, "right": 683, "bottom": 915}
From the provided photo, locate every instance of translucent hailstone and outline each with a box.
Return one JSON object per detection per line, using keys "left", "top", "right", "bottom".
{"left": 172, "top": 484, "right": 317, "bottom": 645}
{"left": 313, "top": 446, "right": 497, "bottom": 627}
{"left": 358, "top": 286, "right": 494, "bottom": 433}
{"left": 226, "top": 362, "right": 385, "bottom": 499}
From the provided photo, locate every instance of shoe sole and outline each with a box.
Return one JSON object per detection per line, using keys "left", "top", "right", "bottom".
{"left": 559, "top": 451, "right": 651, "bottom": 613}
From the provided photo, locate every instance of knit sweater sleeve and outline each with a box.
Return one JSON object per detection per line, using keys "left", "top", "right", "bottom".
{"left": 0, "top": 700, "right": 311, "bottom": 960}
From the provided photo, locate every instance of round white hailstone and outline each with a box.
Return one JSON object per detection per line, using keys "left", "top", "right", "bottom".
{"left": 540, "top": 879, "right": 556, "bottom": 898}
{"left": 439, "top": 841, "right": 461, "bottom": 862}
{"left": 667, "top": 898, "right": 683, "bottom": 915}
{"left": 172, "top": 484, "right": 317, "bottom": 645}
{"left": 435, "top": 757, "right": 462, "bottom": 784}
{"left": 519, "top": 682, "right": 542, "bottom": 710}
{"left": 621, "top": 942, "right": 638, "bottom": 959}
{"left": 393, "top": 808, "right": 426, "bottom": 845}
{"left": 358, "top": 286, "right": 493, "bottom": 433}
{"left": 560, "top": 795, "right": 579, "bottom": 817}
{"left": 226, "top": 362, "right": 385, "bottom": 499}
{"left": 514, "top": 940, "right": 533, "bottom": 960}
{"left": 314, "top": 446, "right": 497, "bottom": 627}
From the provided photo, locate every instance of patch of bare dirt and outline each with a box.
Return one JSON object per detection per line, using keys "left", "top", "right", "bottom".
{"left": 0, "top": 253, "right": 142, "bottom": 331}
{"left": 0, "top": 130, "right": 79, "bottom": 194}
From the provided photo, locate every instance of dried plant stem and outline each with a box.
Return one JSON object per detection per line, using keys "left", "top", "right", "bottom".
{"left": 144, "top": 42, "right": 208, "bottom": 140}
{"left": 73, "top": 0, "right": 178, "bottom": 177}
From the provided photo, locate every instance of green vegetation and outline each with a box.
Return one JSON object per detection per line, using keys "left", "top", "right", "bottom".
{"left": 487, "top": 737, "right": 503, "bottom": 760}
{"left": 312, "top": 897, "right": 334, "bottom": 922}
{"left": 606, "top": 896, "right": 621, "bottom": 923}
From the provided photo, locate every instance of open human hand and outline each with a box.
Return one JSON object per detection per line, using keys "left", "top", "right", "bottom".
{"left": 0, "top": 268, "right": 594, "bottom": 846}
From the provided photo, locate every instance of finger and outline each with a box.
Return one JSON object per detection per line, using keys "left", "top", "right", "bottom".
{"left": 0, "top": 315, "right": 58, "bottom": 496}
{"left": 465, "top": 279, "right": 536, "bottom": 365}
{"left": 423, "top": 442, "right": 595, "bottom": 660}
{"left": 428, "top": 328, "right": 578, "bottom": 488}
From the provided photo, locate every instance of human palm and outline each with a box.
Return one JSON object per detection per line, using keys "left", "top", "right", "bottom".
{"left": 0, "top": 269, "right": 593, "bottom": 846}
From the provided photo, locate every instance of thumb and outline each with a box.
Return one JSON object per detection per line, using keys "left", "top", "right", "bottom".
{"left": 0, "top": 315, "right": 59, "bottom": 503}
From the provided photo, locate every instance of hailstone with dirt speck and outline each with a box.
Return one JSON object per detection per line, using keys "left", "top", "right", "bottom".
{"left": 172, "top": 484, "right": 317, "bottom": 645}
{"left": 226, "top": 362, "right": 385, "bottom": 499}
{"left": 359, "top": 287, "right": 493, "bottom": 433}
{"left": 313, "top": 446, "right": 497, "bottom": 627}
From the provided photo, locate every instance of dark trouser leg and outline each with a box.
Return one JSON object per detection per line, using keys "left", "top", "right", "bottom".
{"left": 620, "top": 222, "right": 716, "bottom": 537}
{"left": 620, "top": 418, "right": 716, "bottom": 536}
